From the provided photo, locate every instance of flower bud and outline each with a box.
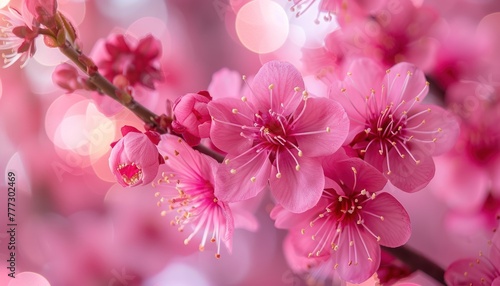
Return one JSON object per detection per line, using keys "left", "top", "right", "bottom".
{"left": 172, "top": 91, "right": 212, "bottom": 146}
{"left": 52, "top": 63, "right": 86, "bottom": 92}
{"left": 109, "top": 126, "right": 164, "bottom": 187}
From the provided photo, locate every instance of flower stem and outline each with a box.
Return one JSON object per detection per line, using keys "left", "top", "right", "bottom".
{"left": 58, "top": 41, "right": 225, "bottom": 163}
{"left": 58, "top": 41, "right": 167, "bottom": 133}
{"left": 382, "top": 245, "right": 445, "bottom": 285}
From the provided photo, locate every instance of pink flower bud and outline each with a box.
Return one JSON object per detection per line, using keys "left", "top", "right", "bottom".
{"left": 52, "top": 63, "right": 86, "bottom": 92}
{"left": 109, "top": 126, "right": 163, "bottom": 187}
{"left": 172, "top": 91, "right": 212, "bottom": 146}
{"left": 25, "top": 0, "right": 57, "bottom": 26}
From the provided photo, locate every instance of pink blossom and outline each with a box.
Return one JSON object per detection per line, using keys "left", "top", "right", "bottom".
{"left": 92, "top": 34, "right": 163, "bottom": 89}
{"left": 335, "top": 0, "right": 439, "bottom": 71}
{"left": 0, "top": 6, "right": 39, "bottom": 67}
{"left": 154, "top": 134, "right": 237, "bottom": 258}
{"left": 272, "top": 156, "right": 411, "bottom": 283}
{"left": 109, "top": 126, "right": 163, "bottom": 187}
{"left": 88, "top": 33, "right": 164, "bottom": 115}
{"left": 330, "top": 58, "right": 459, "bottom": 192}
{"left": 172, "top": 91, "right": 212, "bottom": 146}
{"left": 445, "top": 230, "right": 500, "bottom": 285}
{"left": 208, "top": 60, "right": 349, "bottom": 213}
{"left": 429, "top": 80, "right": 500, "bottom": 232}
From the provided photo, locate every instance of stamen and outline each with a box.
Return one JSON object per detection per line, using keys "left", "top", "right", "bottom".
{"left": 351, "top": 167, "right": 358, "bottom": 190}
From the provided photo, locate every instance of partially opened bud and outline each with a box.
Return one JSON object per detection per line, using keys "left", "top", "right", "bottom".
{"left": 52, "top": 63, "right": 86, "bottom": 92}
{"left": 172, "top": 91, "right": 212, "bottom": 146}
{"left": 109, "top": 126, "right": 164, "bottom": 187}
{"left": 25, "top": 0, "right": 58, "bottom": 28}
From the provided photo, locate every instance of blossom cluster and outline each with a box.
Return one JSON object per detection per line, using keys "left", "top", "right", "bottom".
{"left": 1, "top": 0, "right": 499, "bottom": 285}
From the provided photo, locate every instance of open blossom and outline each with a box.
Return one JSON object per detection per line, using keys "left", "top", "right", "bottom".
{"left": 0, "top": 6, "right": 39, "bottom": 68}
{"left": 109, "top": 126, "right": 164, "bottom": 187}
{"left": 330, "top": 58, "right": 459, "bottom": 192}
{"left": 92, "top": 34, "right": 163, "bottom": 89}
{"left": 445, "top": 230, "right": 500, "bottom": 285}
{"left": 334, "top": 0, "right": 439, "bottom": 71}
{"left": 272, "top": 156, "right": 411, "bottom": 283}
{"left": 154, "top": 134, "right": 236, "bottom": 258}
{"left": 172, "top": 91, "right": 212, "bottom": 146}
{"left": 208, "top": 60, "right": 349, "bottom": 213}
{"left": 89, "top": 33, "right": 164, "bottom": 115}
{"left": 430, "top": 80, "right": 500, "bottom": 233}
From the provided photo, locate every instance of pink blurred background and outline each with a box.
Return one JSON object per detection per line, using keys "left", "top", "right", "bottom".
{"left": 1, "top": 0, "right": 499, "bottom": 285}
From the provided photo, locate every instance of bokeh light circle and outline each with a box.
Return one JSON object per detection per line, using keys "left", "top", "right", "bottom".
{"left": 0, "top": 0, "right": 10, "bottom": 9}
{"left": 235, "top": 0, "right": 289, "bottom": 54}
{"left": 7, "top": 272, "right": 50, "bottom": 286}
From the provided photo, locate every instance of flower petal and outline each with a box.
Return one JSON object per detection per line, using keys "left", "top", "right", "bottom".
{"left": 445, "top": 257, "right": 498, "bottom": 286}
{"left": 270, "top": 198, "right": 328, "bottom": 230}
{"left": 283, "top": 232, "right": 330, "bottom": 274}
{"left": 208, "top": 68, "right": 244, "bottom": 100}
{"left": 430, "top": 154, "right": 489, "bottom": 212}
{"left": 323, "top": 158, "right": 387, "bottom": 196}
{"left": 329, "top": 58, "right": 384, "bottom": 124}
{"left": 219, "top": 201, "right": 235, "bottom": 253}
{"left": 362, "top": 193, "right": 411, "bottom": 247}
{"left": 405, "top": 104, "right": 460, "bottom": 156}
{"left": 290, "top": 97, "right": 350, "bottom": 157}
{"left": 215, "top": 148, "right": 272, "bottom": 202}
{"left": 157, "top": 134, "right": 218, "bottom": 187}
{"left": 269, "top": 153, "right": 324, "bottom": 213}
{"left": 334, "top": 224, "right": 381, "bottom": 283}
{"left": 208, "top": 97, "right": 255, "bottom": 154}
{"left": 385, "top": 145, "right": 435, "bottom": 193}
{"left": 384, "top": 62, "right": 429, "bottom": 105}
{"left": 489, "top": 231, "right": 500, "bottom": 269}
{"left": 251, "top": 61, "right": 305, "bottom": 115}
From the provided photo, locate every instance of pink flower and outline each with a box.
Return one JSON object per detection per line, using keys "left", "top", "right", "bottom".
{"left": 208, "top": 60, "right": 349, "bottom": 213}
{"left": 429, "top": 80, "right": 500, "bottom": 232}
{"left": 109, "top": 126, "right": 164, "bottom": 187}
{"left": 335, "top": 0, "right": 439, "bottom": 71}
{"left": 330, "top": 59, "right": 459, "bottom": 192}
{"left": 272, "top": 156, "right": 411, "bottom": 283}
{"left": 445, "top": 230, "right": 500, "bottom": 285}
{"left": 154, "top": 134, "right": 236, "bottom": 258}
{"left": 171, "top": 91, "right": 212, "bottom": 146}
{"left": 89, "top": 33, "right": 164, "bottom": 115}
{"left": 92, "top": 34, "right": 163, "bottom": 89}
{"left": 0, "top": 6, "right": 39, "bottom": 67}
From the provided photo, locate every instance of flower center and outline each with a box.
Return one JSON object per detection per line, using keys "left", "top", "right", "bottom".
{"left": 254, "top": 110, "right": 292, "bottom": 148}
{"left": 117, "top": 162, "right": 142, "bottom": 186}
{"left": 212, "top": 82, "right": 332, "bottom": 180}
{"left": 301, "top": 167, "right": 384, "bottom": 266}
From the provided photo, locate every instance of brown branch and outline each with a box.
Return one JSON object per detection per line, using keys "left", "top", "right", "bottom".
{"left": 58, "top": 41, "right": 225, "bottom": 162}
{"left": 382, "top": 245, "right": 446, "bottom": 285}
{"left": 58, "top": 41, "right": 166, "bottom": 133}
